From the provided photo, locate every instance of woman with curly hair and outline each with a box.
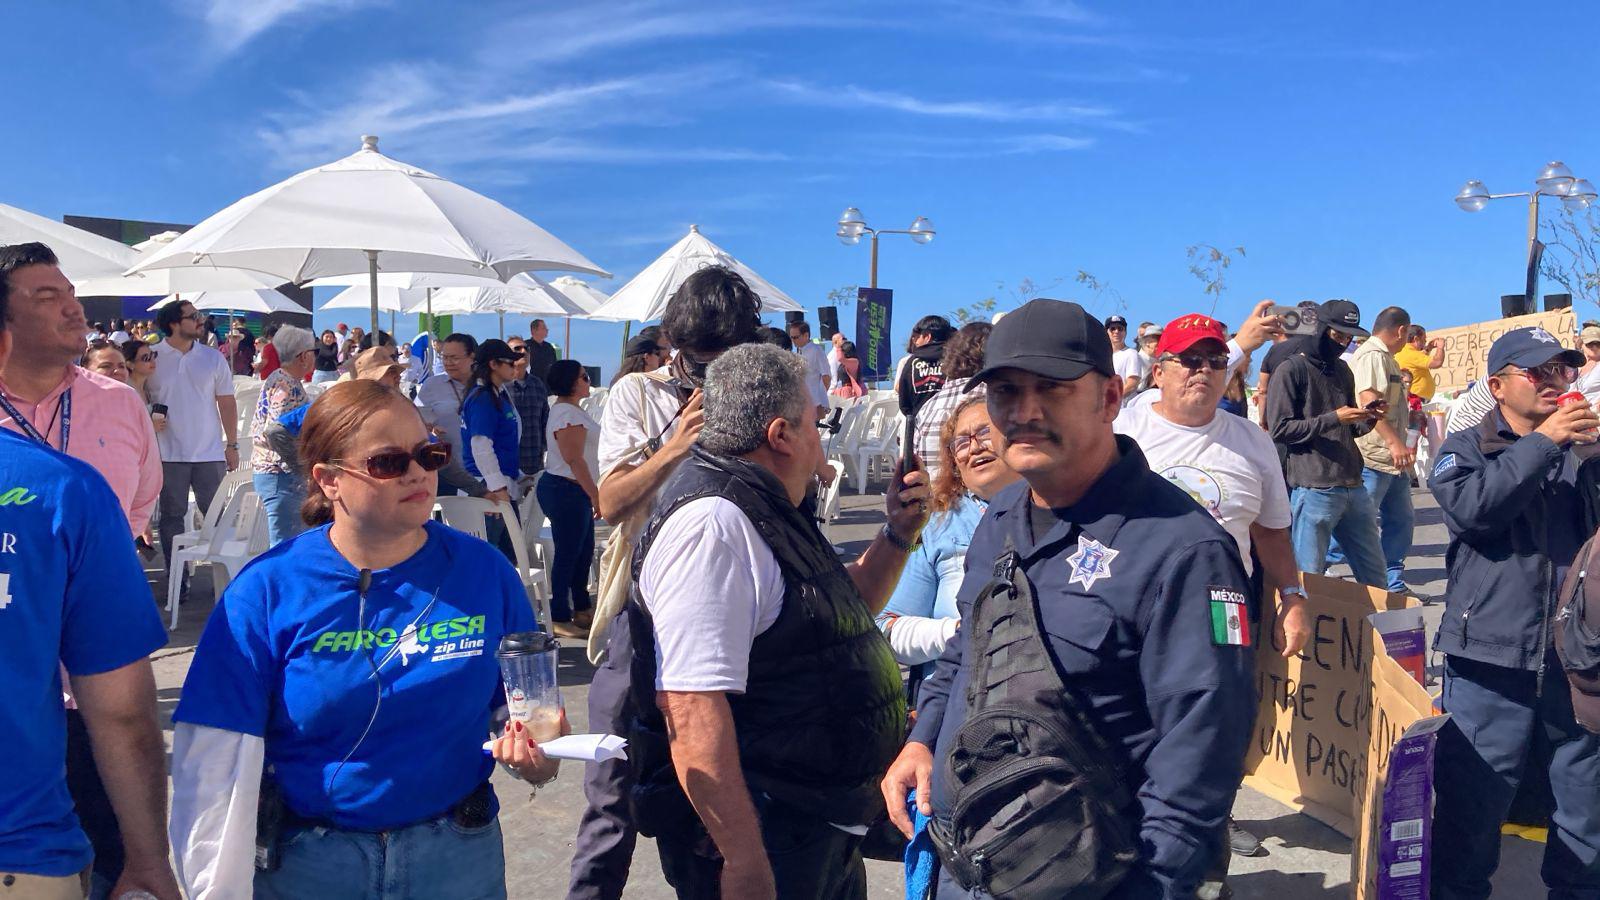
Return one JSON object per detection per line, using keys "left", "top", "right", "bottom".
{"left": 875, "top": 395, "right": 1019, "bottom": 671}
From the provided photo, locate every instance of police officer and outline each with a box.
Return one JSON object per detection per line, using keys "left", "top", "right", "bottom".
{"left": 882, "top": 299, "right": 1258, "bottom": 899}
{"left": 1429, "top": 326, "right": 1600, "bottom": 899}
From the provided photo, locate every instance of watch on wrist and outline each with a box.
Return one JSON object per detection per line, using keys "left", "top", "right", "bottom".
{"left": 880, "top": 523, "right": 918, "bottom": 552}
{"left": 225, "top": 442, "right": 239, "bottom": 450}
{"left": 1278, "top": 585, "right": 1307, "bottom": 601}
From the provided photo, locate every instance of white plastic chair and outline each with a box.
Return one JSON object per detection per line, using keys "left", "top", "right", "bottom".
{"left": 817, "top": 460, "right": 847, "bottom": 523}
{"left": 208, "top": 494, "right": 269, "bottom": 597}
{"left": 165, "top": 482, "right": 258, "bottom": 629}
{"left": 167, "top": 469, "right": 252, "bottom": 566}
{"left": 434, "top": 497, "right": 549, "bottom": 623}
{"left": 516, "top": 488, "right": 557, "bottom": 573}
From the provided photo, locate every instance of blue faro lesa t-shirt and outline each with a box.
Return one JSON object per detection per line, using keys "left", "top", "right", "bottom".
{"left": 0, "top": 428, "right": 167, "bottom": 876}
{"left": 174, "top": 519, "right": 536, "bottom": 830}
{"left": 459, "top": 385, "right": 521, "bottom": 481}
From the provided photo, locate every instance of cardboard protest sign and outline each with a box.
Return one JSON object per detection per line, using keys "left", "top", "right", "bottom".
{"left": 1350, "top": 629, "right": 1443, "bottom": 900}
{"left": 1427, "top": 307, "right": 1577, "bottom": 394}
{"left": 1243, "top": 574, "right": 1415, "bottom": 834}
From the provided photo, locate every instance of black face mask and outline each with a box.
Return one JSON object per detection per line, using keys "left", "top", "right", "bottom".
{"left": 1316, "top": 330, "right": 1348, "bottom": 363}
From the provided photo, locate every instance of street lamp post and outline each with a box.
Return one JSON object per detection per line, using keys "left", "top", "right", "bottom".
{"left": 1455, "top": 161, "right": 1596, "bottom": 311}
{"left": 835, "top": 207, "right": 935, "bottom": 288}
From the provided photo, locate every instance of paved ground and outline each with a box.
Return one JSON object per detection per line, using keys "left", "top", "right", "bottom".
{"left": 146, "top": 478, "right": 1542, "bottom": 898}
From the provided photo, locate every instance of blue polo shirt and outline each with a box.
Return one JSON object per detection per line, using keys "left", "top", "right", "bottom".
{"left": 909, "top": 437, "right": 1257, "bottom": 897}
{"left": 174, "top": 520, "right": 536, "bottom": 830}
{"left": 0, "top": 428, "right": 167, "bottom": 876}
{"left": 459, "top": 386, "right": 521, "bottom": 483}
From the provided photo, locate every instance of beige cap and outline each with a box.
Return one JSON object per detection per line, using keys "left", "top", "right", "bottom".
{"left": 353, "top": 346, "right": 406, "bottom": 381}
{"left": 1582, "top": 325, "right": 1600, "bottom": 345}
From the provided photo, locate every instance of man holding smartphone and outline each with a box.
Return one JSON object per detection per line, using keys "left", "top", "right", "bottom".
{"left": 1263, "top": 299, "right": 1388, "bottom": 589}
{"left": 1350, "top": 306, "right": 1416, "bottom": 593}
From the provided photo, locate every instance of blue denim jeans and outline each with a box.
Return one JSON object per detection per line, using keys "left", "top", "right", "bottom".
{"left": 253, "top": 471, "right": 306, "bottom": 547}
{"left": 1361, "top": 467, "right": 1414, "bottom": 593}
{"left": 254, "top": 816, "right": 507, "bottom": 899}
{"left": 536, "top": 473, "right": 595, "bottom": 622}
{"left": 1289, "top": 485, "right": 1387, "bottom": 589}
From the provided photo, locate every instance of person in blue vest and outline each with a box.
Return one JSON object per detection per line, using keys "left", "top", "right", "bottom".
{"left": 460, "top": 339, "right": 526, "bottom": 504}
{"left": 0, "top": 251, "right": 177, "bottom": 900}
{"left": 168, "top": 379, "right": 562, "bottom": 898}
{"left": 1428, "top": 326, "right": 1600, "bottom": 899}
{"left": 881, "top": 298, "right": 1257, "bottom": 899}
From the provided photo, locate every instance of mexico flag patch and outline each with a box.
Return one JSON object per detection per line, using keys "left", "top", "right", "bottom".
{"left": 1208, "top": 586, "right": 1252, "bottom": 647}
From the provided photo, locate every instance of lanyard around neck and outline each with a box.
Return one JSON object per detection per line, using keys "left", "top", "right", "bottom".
{"left": 0, "top": 387, "right": 70, "bottom": 452}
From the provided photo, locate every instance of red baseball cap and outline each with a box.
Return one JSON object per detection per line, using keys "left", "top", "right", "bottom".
{"left": 1155, "top": 314, "right": 1227, "bottom": 356}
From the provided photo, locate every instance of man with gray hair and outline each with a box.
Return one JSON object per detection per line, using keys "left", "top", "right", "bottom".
{"left": 623, "top": 343, "right": 929, "bottom": 899}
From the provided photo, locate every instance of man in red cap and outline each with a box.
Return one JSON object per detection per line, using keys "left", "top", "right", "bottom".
{"left": 1114, "top": 313, "right": 1311, "bottom": 887}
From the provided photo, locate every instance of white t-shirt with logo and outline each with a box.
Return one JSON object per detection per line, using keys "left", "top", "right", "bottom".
{"left": 146, "top": 338, "right": 234, "bottom": 463}
{"left": 1113, "top": 401, "right": 1290, "bottom": 574}
{"left": 638, "top": 496, "right": 786, "bottom": 692}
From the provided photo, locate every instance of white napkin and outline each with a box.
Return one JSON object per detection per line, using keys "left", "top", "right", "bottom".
{"left": 482, "top": 732, "right": 627, "bottom": 762}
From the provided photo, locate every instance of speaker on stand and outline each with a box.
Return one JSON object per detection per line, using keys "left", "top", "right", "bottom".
{"left": 818, "top": 306, "right": 839, "bottom": 340}
{"left": 1501, "top": 294, "right": 1533, "bottom": 318}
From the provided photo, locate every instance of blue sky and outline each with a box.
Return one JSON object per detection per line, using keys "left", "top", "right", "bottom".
{"left": 7, "top": 1, "right": 1599, "bottom": 374}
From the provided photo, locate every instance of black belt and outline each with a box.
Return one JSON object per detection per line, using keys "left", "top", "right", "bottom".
{"left": 286, "top": 780, "right": 494, "bottom": 834}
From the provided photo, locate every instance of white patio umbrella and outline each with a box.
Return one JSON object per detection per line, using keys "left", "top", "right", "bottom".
{"left": 79, "top": 229, "right": 287, "bottom": 296}
{"left": 587, "top": 225, "right": 800, "bottom": 323}
{"left": 546, "top": 275, "right": 610, "bottom": 349}
{"left": 148, "top": 289, "right": 309, "bottom": 315}
{"left": 125, "top": 135, "right": 610, "bottom": 337}
{"left": 0, "top": 203, "right": 138, "bottom": 283}
{"left": 410, "top": 278, "right": 581, "bottom": 338}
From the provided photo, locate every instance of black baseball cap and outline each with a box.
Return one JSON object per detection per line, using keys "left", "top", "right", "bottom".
{"left": 1316, "top": 299, "right": 1370, "bottom": 338}
{"left": 968, "top": 298, "right": 1115, "bottom": 390}
{"left": 1486, "top": 326, "right": 1583, "bottom": 374}
{"left": 475, "top": 338, "right": 525, "bottom": 365}
{"left": 1105, "top": 315, "right": 1128, "bottom": 328}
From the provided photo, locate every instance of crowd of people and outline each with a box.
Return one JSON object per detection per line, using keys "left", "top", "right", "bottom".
{"left": 4, "top": 234, "right": 1597, "bottom": 900}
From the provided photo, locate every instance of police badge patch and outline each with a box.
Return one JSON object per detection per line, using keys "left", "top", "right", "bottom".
{"left": 1066, "top": 535, "right": 1118, "bottom": 589}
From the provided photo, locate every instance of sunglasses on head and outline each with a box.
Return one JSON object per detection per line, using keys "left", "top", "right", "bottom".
{"left": 332, "top": 442, "right": 452, "bottom": 479}
{"left": 1160, "top": 351, "right": 1230, "bottom": 372}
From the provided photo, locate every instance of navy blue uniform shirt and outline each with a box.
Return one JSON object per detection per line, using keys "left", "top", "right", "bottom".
{"left": 909, "top": 436, "right": 1257, "bottom": 896}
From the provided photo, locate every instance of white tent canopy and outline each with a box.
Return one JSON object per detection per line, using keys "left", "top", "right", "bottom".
{"left": 0, "top": 203, "right": 138, "bottom": 283}
{"left": 587, "top": 225, "right": 800, "bottom": 322}
{"left": 125, "top": 135, "right": 610, "bottom": 335}
{"left": 148, "top": 289, "right": 309, "bottom": 315}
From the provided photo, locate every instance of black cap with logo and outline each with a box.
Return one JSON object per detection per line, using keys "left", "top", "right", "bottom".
{"left": 1315, "top": 299, "right": 1370, "bottom": 338}
{"left": 967, "top": 298, "right": 1116, "bottom": 390}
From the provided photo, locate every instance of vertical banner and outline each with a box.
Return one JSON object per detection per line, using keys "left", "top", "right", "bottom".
{"left": 855, "top": 287, "right": 893, "bottom": 382}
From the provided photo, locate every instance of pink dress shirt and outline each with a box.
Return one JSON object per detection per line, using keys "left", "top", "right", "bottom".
{"left": 0, "top": 366, "right": 162, "bottom": 535}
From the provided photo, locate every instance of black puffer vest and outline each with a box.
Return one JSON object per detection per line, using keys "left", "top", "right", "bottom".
{"left": 625, "top": 447, "right": 906, "bottom": 833}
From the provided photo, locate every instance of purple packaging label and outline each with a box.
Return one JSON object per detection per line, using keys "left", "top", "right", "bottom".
{"left": 1381, "top": 628, "right": 1426, "bottom": 660}
{"left": 1376, "top": 715, "right": 1449, "bottom": 900}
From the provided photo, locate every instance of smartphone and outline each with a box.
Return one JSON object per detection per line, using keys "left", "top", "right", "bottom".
{"left": 902, "top": 414, "right": 921, "bottom": 473}
{"left": 1364, "top": 398, "right": 1388, "bottom": 413}
{"left": 1271, "top": 304, "right": 1320, "bottom": 336}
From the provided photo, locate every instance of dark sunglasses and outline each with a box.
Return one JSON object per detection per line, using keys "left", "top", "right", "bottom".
{"left": 332, "top": 442, "right": 452, "bottom": 479}
{"left": 1160, "top": 352, "right": 1230, "bottom": 372}
{"left": 137, "top": 349, "right": 158, "bottom": 362}
{"left": 1500, "top": 361, "right": 1576, "bottom": 386}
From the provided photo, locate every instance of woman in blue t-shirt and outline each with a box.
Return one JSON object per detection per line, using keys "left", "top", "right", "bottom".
{"left": 169, "top": 379, "right": 565, "bottom": 899}
{"left": 459, "top": 339, "right": 525, "bottom": 504}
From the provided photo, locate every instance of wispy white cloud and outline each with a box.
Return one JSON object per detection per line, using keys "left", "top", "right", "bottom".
{"left": 847, "top": 133, "right": 1096, "bottom": 160}
{"left": 180, "top": 0, "right": 382, "bottom": 56}
{"left": 768, "top": 80, "right": 1115, "bottom": 124}
{"left": 957, "top": 0, "right": 1109, "bottom": 25}
{"left": 483, "top": 2, "right": 847, "bottom": 64}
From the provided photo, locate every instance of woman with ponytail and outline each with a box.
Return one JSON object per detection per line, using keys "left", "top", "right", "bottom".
{"left": 169, "top": 380, "right": 565, "bottom": 899}
{"left": 459, "top": 339, "right": 527, "bottom": 504}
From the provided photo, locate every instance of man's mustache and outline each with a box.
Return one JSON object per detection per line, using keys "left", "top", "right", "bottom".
{"left": 1003, "top": 425, "right": 1061, "bottom": 445}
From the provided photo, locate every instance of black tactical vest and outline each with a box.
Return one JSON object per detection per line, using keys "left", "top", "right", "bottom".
{"left": 624, "top": 447, "right": 906, "bottom": 833}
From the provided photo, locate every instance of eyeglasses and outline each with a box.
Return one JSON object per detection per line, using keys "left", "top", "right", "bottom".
{"left": 1160, "top": 352, "right": 1230, "bottom": 372}
{"left": 950, "top": 424, "right": 994, "bottom": 459}
{"left": 1500, "top": 361, "right": 1577, "bottom": 386}
{"left": 136, "top": 351, "right": 157, "bottom": 363}
{"left": 180, "top": 312, "right": 204, "bottom": 323}
{"left": 331, "top": 442, "right": 452, "bottom": 479}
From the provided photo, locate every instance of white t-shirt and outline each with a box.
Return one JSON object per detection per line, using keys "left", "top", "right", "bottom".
{"left": 1113, "top": 401, "right": 1290, "bottom": 575}
{"left": 1113, "top": 347, "right": 1150, "bottom": 386}
{"left": 597, "top": 368, "right": 685, "bottom": 480}
{"left": 146, "top": 338, "right": 234, "bottom": 463}
{"left": 544, "top": 401, "right": 600, "bottom": 482}
{"left": 638, "top": 496, "right": 786, "bottom": 692}
{"left": 1577, "top": 363, "right": 1600, "bottom": 404}
{"left": 796, "top": 341, "right": 831, "bottom": 407}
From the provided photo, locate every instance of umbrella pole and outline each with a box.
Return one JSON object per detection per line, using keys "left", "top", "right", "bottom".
{"left": 564, "top": 316, "right": 571, "bottom": 356}
{"left": 365, "top": 249, "right": 380, "bottom": 338}
{"left": 426, "top": 288, "right": 434, "bottom": 339}
{"left": 499, "top": 310, "right": 505, "bottom": 339}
